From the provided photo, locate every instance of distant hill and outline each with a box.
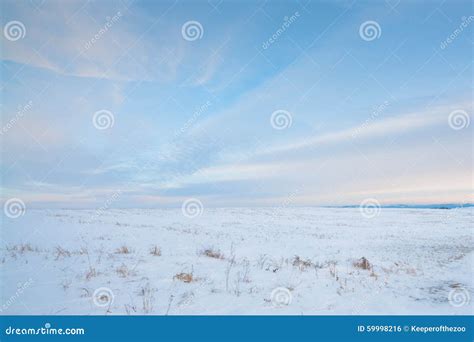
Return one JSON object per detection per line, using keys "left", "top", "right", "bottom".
{"left": 338, "top": 203, "right": 474, "bottom": 210}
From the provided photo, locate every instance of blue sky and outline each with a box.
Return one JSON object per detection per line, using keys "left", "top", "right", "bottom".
{"left": 1, "top": 0, "right": 472, "bottom": 208}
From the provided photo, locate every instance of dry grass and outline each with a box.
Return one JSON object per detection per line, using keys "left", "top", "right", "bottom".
{"left": 125, "top": 303, "right": 137, "bottom": 315}
{"left": 140, "top": 283, "right": 155, "bottom": 313}
{"left": 201, "top": 248, "right": 224, "bottom": 259}
{"left": 54, "top": 246, "right": 71, "bottom": 260}
{"left": 353, "top": 257, "right": 372, "bottom": 271}
{"left": 80, "top": 288, "right": 90, "bottom": 298}
{"left": 85, "top": 268, "right": 97, "bottom": 280}
{"left": 5, "top": 244, "right": 38, "bottom": 254}
{"left": 329, "top": 261, "right": 338, "bottom": 280}
{"left": 292, "top": 256, "right": 314, "bottom": 270}
{"left": 82, "top": 248, "right": 98, "bottom": 280}
{"left": 149, "top": 246, "right": 161, "bottom": 256}
{"left": 115, "top": 245, "right": 132, "bottom": 254}
{"left": 173, "top": 272, "right": 194, "bottom": 283}
{"left": 116, "top": 264, "right": 136, "bottom": 278}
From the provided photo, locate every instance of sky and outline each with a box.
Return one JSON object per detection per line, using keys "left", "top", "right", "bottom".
{"left": 0, "top": 0, "right": 473, "bottom": 209}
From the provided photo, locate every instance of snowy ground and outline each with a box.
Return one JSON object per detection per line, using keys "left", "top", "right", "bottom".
{"left": 1, "top": 208, "right": 472, "bottom": 315}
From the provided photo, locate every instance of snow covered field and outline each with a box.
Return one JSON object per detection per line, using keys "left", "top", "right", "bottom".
{"left": 1, "top": 207, "right": 472, "bottom": 315}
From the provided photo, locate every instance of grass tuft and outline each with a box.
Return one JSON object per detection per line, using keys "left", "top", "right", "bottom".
{"left": 173, "top": 272, "right": 194, "bottom": 283}
{"left": 200, "top": 248, "right": 224, "bottom": 259}
{"left": 149, "top": 246, "right": 161, "bottom": 256}
{"left": 115, "top": 245, "right": 132, "bottom": 254}
{"left": 353, "top": 257, "right": 372, "bottom": 270}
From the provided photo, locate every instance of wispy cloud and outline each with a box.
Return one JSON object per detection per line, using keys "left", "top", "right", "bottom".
{"left": 1, "top": 0, "right": 472, "bottom": 207}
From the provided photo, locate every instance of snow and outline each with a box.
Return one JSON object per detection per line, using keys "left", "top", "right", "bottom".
{"left": 1, "top": 207, "right": 472, "bottom": 315}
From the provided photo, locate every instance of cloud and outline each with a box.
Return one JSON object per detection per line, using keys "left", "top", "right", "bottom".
{"left": 1, "top": 0, "right": 472, "bottom": 207}
{"left": 1, "top": 1, "right": 185, "bottom": 82}
{"left": 155, "top": 99, "right": 471, "bottom": 206}
{"left": 257, "top": 102, "right": 471, "bottom": 156}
